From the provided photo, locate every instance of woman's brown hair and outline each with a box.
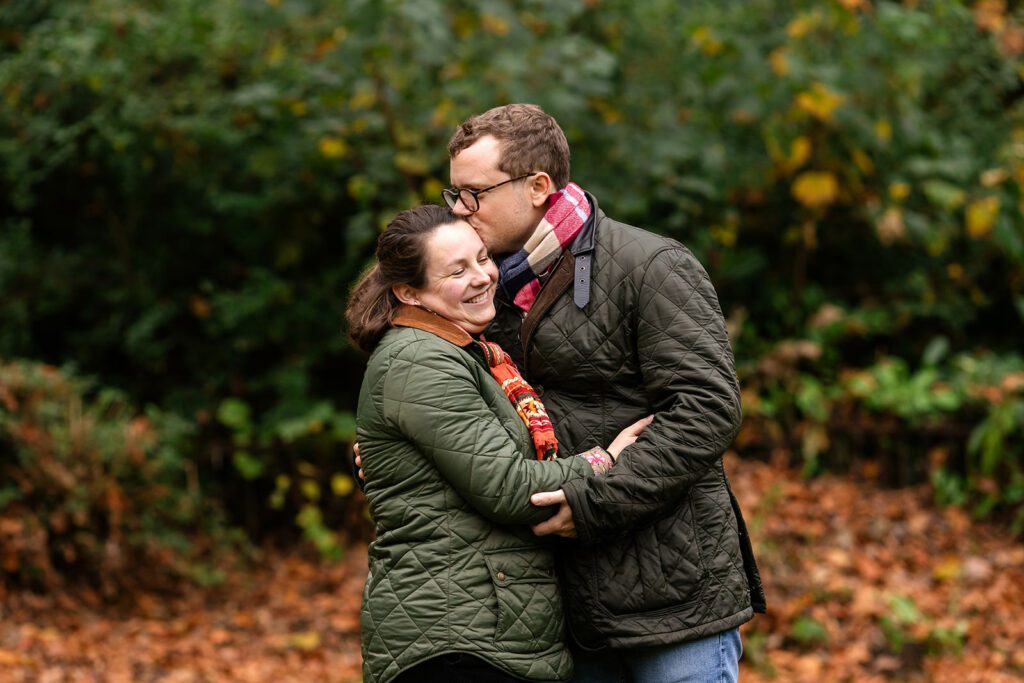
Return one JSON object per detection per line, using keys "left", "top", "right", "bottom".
{"left": 345, "top": 204, "right": 459, "bottom": 353}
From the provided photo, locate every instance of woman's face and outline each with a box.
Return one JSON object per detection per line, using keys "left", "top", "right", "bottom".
{"left": 400, "top": 221, "right": 499, "bottom": 334}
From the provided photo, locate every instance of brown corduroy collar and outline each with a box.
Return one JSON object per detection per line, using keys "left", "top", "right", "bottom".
{"left": 392, "top": 304, "right": 476, "bottom": 347}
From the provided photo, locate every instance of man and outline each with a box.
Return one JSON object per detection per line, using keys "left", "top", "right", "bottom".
{"left": 441, "top": 103, "right": 765, "bottom": 683}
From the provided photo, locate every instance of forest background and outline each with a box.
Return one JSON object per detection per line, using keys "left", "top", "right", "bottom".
{"left": 1, "top": 0, "right": 1023, "bottom": 681}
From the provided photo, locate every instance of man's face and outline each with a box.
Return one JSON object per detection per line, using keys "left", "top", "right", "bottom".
{"left": 448, "top": 135, "right": 543, "bottom": 256}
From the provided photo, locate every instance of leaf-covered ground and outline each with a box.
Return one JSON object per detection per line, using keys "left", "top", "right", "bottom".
{"left": 2, "top": 457, "right": 1022, "bottom": 682}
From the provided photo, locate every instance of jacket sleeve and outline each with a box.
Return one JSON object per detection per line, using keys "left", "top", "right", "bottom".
{"left": 383, "top": 338, "right": 592, "bottom": 526}
{"left": 561, "top": 245, "right": 742, "bottom": 544}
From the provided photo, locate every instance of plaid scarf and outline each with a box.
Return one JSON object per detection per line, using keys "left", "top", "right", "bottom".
{"left": 476, "top": 340, "right": 558, "bottom": 461}
{"left": 498, "top": 182, "right": 591, "bottom": 312}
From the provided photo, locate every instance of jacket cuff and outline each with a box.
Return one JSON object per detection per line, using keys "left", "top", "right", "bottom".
{"left": 573, "top": 446, "right": 614, "bottom": 476}
{"left": 561, "top": 477, "right": 599, "bottom": 545}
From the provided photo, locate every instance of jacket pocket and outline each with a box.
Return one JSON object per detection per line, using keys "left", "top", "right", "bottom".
{"left": 482, "top": 547, "right": 565, "bottom": 653}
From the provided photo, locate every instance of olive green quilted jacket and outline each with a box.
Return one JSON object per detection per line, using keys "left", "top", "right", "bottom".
{"left": 356, "top": 306, "right": 593, "bottom": 683}
{"left": 487, "top": 194, "right": 766, "bottom": 649}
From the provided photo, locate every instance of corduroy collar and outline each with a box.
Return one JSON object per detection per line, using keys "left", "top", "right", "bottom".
{"left": 392, "top": 304, "right": 475, "bottom": 347}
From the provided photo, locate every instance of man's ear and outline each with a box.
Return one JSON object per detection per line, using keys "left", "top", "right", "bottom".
{"left": 392, "top": 284, "right": 420, "bottom": 306}
{"left": 527, "top": 172, "right": 554, "bottom": 209}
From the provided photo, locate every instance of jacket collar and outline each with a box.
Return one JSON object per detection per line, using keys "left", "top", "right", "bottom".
{"left": 569, "top": 192, "right": 599, "bottom": 255}
{"left": 392, "top": 304, "right": 475, "bottom": 347}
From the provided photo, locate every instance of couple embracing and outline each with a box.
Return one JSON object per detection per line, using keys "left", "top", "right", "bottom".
{"left": 346, "top": 104, "right": 765, "bottom": 683}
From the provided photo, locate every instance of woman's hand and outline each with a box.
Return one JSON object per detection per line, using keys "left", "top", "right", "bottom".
{"left": 606, "top": 415, "right": 654, "bottom": 460}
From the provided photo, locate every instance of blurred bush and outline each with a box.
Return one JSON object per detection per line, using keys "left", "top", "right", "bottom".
{"left": 0, "top": 359, "right": 244, "bottom": 595}
{"left": 0, "top": 0, "right": 1022, "bottom": 585}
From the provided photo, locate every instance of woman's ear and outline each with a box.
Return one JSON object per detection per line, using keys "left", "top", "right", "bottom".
{"left": 392, "top": 283, "right": 420, "bottom": 306}
{"left": 527, "top": 172, "right": 554, "bottom": 208}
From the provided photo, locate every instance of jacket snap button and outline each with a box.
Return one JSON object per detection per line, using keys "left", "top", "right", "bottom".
{"left": 496, "top": 571, "right": 507, "bottom": 581}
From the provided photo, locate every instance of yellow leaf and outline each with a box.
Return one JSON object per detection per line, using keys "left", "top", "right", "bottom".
{"left": 394, "top": 151, "right": 429, "bottom": 175}
{"left": 332, "top": 473, "right": 355, "bottom": 497}
{"left": 933, "top": 557, "right": 962, "bottom": 582}
{"left": 787, "top": 14, "right": 816, "bottom": 38}
{"left": 348, "top": 175, "right": 373, "bottom": 200}
{"left": 287, "top": 630, "right": 321, "bottom": 651}
{"left": 431, "top": 99, "right": 454, "bottom": 128}
{"left": 947, "top": 263, "right": 964, "bottom": 281}
{"left": 318, "top": 136, "right": 347, "bottom": 159}
{"left": 981, "top": 167, "right": 1009, "bottom": 187}
{"left": 796, "top": 83, "right": 843, "bottom": 122}
{"left": 592, "top": 99, "right": 623, "bottom": 125}
{"left": 731, "top": 109, "right": 756, "bottom": 125}
{"left": 875, "top": 119, "right": 892, "bottom": 143}
{"left": 300, "top": 479, "right": 320, "bottom": 501}
{"left": 480, "top": 14, "right": 510, "bottom": 36}
{"left": 265, "top": 42, "right": 286, "bottom": 66}
{"left": 691, "top": 26, "right": 724, "bottom": 55}
{"left": 422, "top": 177, "right": 444, "bottom": 202}
{"left": 792, "top": 171, "right": 839, "bottom": 209}
{"left": 289, "top": 100, "right": 307, "bottom": 117}
{"left": 851, "top": 148, "right": 874, "bottom": 175}
{"left": 781, "top": 137, "right": 812, "bottom": 174}
{"left": 709, "top": 223, "right": 738, "bottom": 247}
{"left": 770, "top": 48, "right": 789, "bottom": 76}
{"left": 966, "top": 196, "right": 1000, "bottom": 238}
{"left": 350, "top": 86, "right": 376, "bottom": 110}
{"left": 888, "top": 182, "right": 911, "bottom": 202}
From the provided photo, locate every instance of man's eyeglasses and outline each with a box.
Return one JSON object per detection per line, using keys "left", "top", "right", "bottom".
{"left": 442, "top": 173, "right": 537, "bottom": 213}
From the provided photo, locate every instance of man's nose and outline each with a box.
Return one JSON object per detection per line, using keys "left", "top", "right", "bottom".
{"left": 452, "top": 200, "right": 472, "bottom": 217}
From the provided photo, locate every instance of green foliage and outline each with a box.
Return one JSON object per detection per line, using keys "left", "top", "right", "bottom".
{"left": 0, "top": 0, "right": 1022, "bottom": 572}
{"left": 791, "top": 615, "right": 830, "bottom": 647}
{"left": 0, "top": 358, "right": 243, "bottom": 594}
{"left": 879, "top": 594, "right": 967, "bottom": 657}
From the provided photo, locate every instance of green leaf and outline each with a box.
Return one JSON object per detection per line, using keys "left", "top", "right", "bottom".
{"left": 217, "top": 398, "right": 252, "bottom": 431}
{"left": 232, "top": 450, "right": 264, "bottom": 480}
{"left": 791, "top": 616, "right": 829, "bottom": 645}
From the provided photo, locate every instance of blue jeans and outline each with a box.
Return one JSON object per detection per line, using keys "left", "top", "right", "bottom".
{"left": 571, "top": 628, "right": 742, "bottom": 683}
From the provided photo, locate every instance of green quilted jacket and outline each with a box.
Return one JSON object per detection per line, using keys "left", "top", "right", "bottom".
{"left": 356, "top": 306, "right": 594, "bottom": 683}
{"left": 487, "top": 193, "right": 766, "bottom": 649}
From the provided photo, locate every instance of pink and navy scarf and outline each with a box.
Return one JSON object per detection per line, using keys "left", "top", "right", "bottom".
{"left": 498, "top": 183, "right": 591, "bottom": 312}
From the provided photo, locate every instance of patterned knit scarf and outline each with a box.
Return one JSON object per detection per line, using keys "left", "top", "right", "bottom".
{"left": 498, "top": 182, "right": 591, "bottom": 313}
{"left": 476, "top": 340, "right": 558, "bottom": 461}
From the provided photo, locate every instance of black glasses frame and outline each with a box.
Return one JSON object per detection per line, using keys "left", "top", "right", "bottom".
{"left": 441, "top": 173, "right": 538, "bottom": 213}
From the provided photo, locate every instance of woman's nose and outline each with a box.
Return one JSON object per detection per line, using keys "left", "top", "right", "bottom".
{"left": 470, "top": 263, "right": 494, "bottom": 284}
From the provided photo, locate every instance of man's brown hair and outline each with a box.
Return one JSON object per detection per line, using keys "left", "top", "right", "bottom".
{"left": 448, "top": 104, "right": 571, "bottom": 189}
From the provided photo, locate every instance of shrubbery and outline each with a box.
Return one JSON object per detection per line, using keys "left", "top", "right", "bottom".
{"left": 0, "top": 359, "right": 242, "bottom": 594}
{"left": 0, "top": 0, "right": 1022, "bottom": 586}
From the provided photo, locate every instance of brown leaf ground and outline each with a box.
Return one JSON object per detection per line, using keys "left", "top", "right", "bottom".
{"left": 2, "top": 457, "right": 1022, "bottom": 682}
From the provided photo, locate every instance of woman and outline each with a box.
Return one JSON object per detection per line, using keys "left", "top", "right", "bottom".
{"left": 346, "top": 205, "right": 647, "bottom": 683}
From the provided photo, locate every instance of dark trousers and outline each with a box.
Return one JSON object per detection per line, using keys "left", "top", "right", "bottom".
{"left": 393, "top": 653, "right": 522, "bottom": 683}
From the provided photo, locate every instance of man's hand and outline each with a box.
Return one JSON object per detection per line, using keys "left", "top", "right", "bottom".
{"left": 530, "top": 490, "right": 576, "bottom": 538}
